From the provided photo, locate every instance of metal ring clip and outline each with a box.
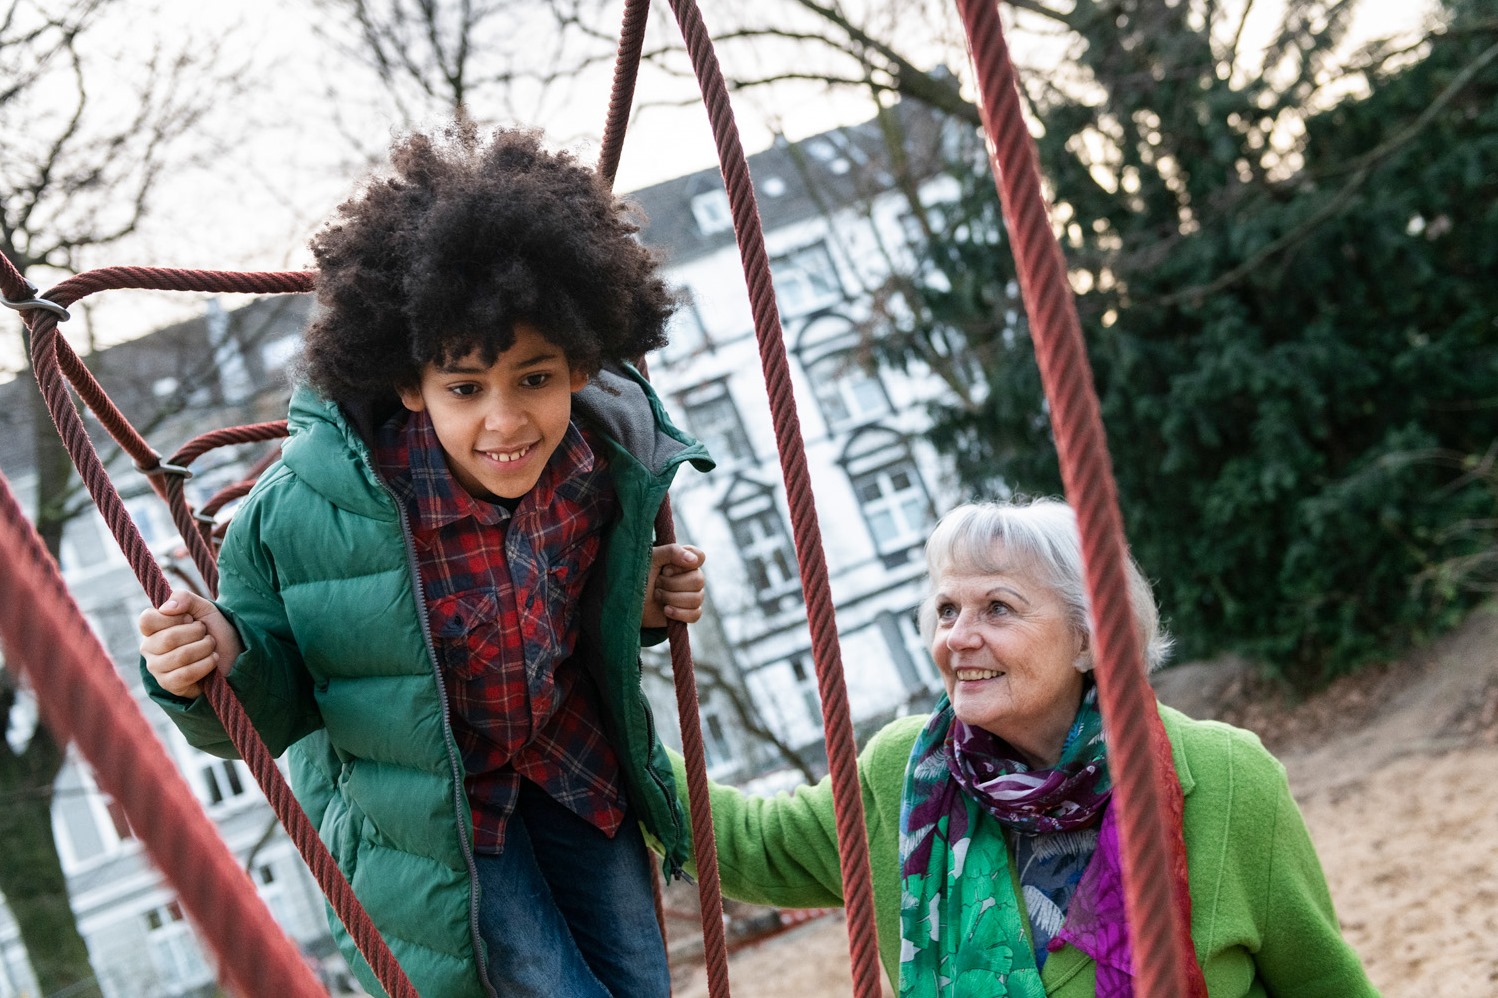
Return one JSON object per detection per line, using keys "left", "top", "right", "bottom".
{"left": 134, "top": 457, "right": 195, "bottom": 482}
{"left": 0, "top": 282, "right": 71, "bottom": 322}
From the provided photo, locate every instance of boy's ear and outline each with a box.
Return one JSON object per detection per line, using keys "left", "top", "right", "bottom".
{"left": 569, "top": 368, "right": 589, "bottom": 393}
{"left": 397, "top": 386, "right": 425, "bottom": 412}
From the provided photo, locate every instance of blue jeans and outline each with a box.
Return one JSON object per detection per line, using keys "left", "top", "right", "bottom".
{"left": 475, "top": 782, "right": 669, "bottom": 997}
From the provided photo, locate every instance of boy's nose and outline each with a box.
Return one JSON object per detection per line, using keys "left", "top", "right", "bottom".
{"left": 483, "top": 402, "right": 526, "bottom": 434}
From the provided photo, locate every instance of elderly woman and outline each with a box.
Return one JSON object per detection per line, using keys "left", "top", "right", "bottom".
{"left": 676, "top": 498, "right": 1376, "bottom": 996}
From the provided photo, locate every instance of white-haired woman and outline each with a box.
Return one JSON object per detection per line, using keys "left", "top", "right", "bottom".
{"left": 672, "top": 498, "right": 1376, "bottom": 996}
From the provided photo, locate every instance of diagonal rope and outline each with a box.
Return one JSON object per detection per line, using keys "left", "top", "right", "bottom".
{"left": 954, "top": 1, "right": 1200, "bottom": 993}
{"left": 0, "top": 470, "right": 327, "bottom": 998}
{"left": 10, "top": 265, "right": 418, "bottom": 998}
{"left": 665, "top": 1, "right": 884, "bottom": 994}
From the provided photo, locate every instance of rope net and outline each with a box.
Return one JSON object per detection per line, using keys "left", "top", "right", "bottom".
{"left": 0, "top": 1, "right": 1196, "bottom": 995}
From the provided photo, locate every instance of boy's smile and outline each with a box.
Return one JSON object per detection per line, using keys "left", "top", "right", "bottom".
{"left": 398, "top": 322, "right": 588, "bottom": 501}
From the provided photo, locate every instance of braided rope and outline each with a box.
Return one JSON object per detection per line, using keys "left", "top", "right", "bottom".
{"left": 0, "top": 471, "right": 326, "bottom": 997}
{"left": 955, "top": 1, "right": 1196, "bottom": 992}
{"left": 597, "top": 0, "right": 652, "bottom": 187}
{"left": 14, "top": 269, "right": 417, "bottom": 998}
{"left": 665, "top": 1, "right": 883, "bottom": 994}
{"left": 598, "top": 3, "right": 742, "bottom": 988}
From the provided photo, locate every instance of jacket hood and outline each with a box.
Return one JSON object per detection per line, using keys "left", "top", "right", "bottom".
{"left": 279, "top": 387, "right": 399, "bottom": 521}
{"left": 576, "top": 364, "right": 714, "bottom": 478}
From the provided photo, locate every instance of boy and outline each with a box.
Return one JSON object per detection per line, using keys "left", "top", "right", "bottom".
{"left": 138, "top": 123, "right": 712, "bottom": 997}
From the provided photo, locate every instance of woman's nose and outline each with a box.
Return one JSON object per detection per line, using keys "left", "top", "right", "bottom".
{"left": 945, "top": 612, "right": 981, "bottom": 649}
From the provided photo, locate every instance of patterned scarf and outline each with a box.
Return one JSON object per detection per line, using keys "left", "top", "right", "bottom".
{"left": 897, "top": 687, "right": 1203, "bottom": 997}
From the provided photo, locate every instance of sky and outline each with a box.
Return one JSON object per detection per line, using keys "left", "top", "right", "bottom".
{"left": 5, "top": 0, "right": 1440, "bottom": 376}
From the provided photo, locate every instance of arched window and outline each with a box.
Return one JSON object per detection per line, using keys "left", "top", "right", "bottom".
{"left": 796, "top": 313, "right": 890, "bottom": 433}
{"left": 719, "top": 475, "right": 801, "bottom": 612}
{"left": 840, "top": 428, "right": 934, "bottom": 568}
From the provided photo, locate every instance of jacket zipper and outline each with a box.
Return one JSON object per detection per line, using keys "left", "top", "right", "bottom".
{"left": 384, "top": 481, "right": 498, "bottom": 998}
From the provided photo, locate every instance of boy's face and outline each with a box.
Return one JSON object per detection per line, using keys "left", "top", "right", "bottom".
{"left": 398, "top": 321, "right": 588, "bottom": 501}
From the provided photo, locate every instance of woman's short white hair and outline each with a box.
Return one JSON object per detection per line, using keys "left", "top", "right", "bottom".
{"left": 918, "top": 497, "right": 1172, "bottom": 671}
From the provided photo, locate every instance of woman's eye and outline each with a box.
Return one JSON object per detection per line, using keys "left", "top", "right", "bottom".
{"left": 935, "top": 603, "right": 957, "bottom": 621}
{"left": 988, "top": 601, "right": 1011, "bottom": 616}
{"left": 448, "top": 383, "right": 480, "bottom": 397}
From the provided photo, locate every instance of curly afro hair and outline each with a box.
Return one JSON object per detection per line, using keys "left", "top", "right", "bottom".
{"left": 300, "top": 121, "right": 675, "bottom": 408}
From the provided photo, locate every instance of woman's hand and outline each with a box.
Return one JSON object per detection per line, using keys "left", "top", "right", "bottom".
{"left": 642, "top": 544, "right": 707, "bottom": 628}
{"left": 138, "top": 590, "right": 244, "bottom": 698}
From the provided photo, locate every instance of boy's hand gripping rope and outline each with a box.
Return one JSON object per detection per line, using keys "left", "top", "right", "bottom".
{"left": 2, "top": 260, "right": 420, "bottom": 998}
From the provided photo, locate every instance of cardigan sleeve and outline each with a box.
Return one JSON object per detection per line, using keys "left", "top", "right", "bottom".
{"left": 143, "top": 503, "right": 322, "bottom": 759}
{"left": 667, "top": 716, "right": 921, "bottom": 911}
{"left": 1246, "top": 754, "right": 1380, "bottom": 996}
{"left": 669, "top": 753, "right": 849, "bottom": 909}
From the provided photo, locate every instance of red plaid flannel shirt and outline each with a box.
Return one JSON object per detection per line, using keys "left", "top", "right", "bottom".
{"left": 375, "top": 408, "right": 627, "bottom": 853}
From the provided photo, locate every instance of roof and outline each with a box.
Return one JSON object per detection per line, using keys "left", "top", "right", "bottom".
{"left": 625, "top": 100, "right": 951, "bottom": 266}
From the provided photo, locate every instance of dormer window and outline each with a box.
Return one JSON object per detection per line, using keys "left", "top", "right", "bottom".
{"left": 691, "top": 189, "right": 733, "bottom": 235}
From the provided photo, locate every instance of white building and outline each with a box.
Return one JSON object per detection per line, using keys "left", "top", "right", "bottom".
{"left": 0, "top": 104, "right": 974, "bottom": 994}
{"left": 629, "top": 108, "right": 964, "bottom": 789}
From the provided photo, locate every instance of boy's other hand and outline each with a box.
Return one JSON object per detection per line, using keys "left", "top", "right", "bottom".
{"left": 138, "top": 590, "right": 244, "bottom": 699}
{"left": 643, "top": 544, "right": 707, "bottom": 628}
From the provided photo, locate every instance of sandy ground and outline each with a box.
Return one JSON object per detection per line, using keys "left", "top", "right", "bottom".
{"left": 669, "top": 606, "right": 1498, "bottom": 998}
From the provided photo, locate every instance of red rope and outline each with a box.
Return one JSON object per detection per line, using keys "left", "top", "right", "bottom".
{"left": 599, "top": 4, "right": 741, "bottom": 989}
{"left": 15, "top": 270, "right": 418, "bottom": 998}
{"left": 955, "top": 1, "right": 1198, "bottom": 993}
{"left": 665, "top": 1, "right": 884, "bottom": 994}
{"left": 597, "top": 0, "right": 652, "bottom": 188}
{"left": 0, "top": 472, "right": 325, "bottom": 997}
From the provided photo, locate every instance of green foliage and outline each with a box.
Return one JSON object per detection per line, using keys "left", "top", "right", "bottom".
{"left": 882, "top": 0, "right": 1498, "bottom": 686}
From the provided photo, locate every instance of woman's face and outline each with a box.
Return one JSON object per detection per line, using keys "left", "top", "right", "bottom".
{"left": 930, "top": 555, "right": 1087, "bottom": 767}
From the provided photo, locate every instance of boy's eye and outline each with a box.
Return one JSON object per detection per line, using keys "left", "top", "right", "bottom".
{"left": 447, "top": 383, "right": 481, "bottom": 398}
{"left": 520, "top": 372, "right": 551, "bottom": 389}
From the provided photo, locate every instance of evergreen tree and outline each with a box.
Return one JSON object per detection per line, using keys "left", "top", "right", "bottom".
{"left": 878, "top": 0, "right": 1497, "bottom": 684}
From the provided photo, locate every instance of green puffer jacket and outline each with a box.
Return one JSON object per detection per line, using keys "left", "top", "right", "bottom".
{"left": 145, "top": 364, "right": 712, "bottom": 998}
{"left": 673, "top": 704, "right": 1379, "bottom": 997}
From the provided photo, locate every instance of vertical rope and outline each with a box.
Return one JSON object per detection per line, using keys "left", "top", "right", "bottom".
{"left": 597, "top": 0, "right": 652, "bottom": 186}
{"left": 664, "top": 1, "right": 883, "bottom": 994}
{"left": 954, "top": 2, "right": 1197, "bottom": 993}
{"left": 598, "top": 2, "right": 740, "bottom": 987}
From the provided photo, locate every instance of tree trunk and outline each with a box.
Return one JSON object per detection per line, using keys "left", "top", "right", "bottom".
{"left": 0, "top": 727, "right": 103, "bottom": 998}
{"left": 0, "top": 366, "right": 105, "bottom": 997}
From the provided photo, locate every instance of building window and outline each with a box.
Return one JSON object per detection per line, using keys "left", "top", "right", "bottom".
{"left": 255, "top": 862, "right": 296, "bottom": 931}
{"left": 700, "top": 697, "right": 734, "bottom": 773}
{"left": 787, "top": 654, "right": 823, "bottom": 732}
{"left": 842, "top": 430, "right": 933, "bottom": 568}
{"left": 125, "top": 494, "right": 181, "bottom": 557}
{"left": 59, "top": 510, "right": 120, "bottom": 577}
{"left": 145, "top": 900, "right": 212, "bottom": 992}
{"left": 658, "top": 293, "right": 710, "bottom": 364}
{"left": 806, "top": 351, "right": 890, "bottom": 431}
{"left": 796, "top": 314, "right": 890, "bottom": 432}
{"left": 105, "top": 798, "right": 134, "bottom": 841}
{"left": 771, "top": 242, "right": 842, "bottom": 317}
{"left": 691, "top": 190, "right": 732, "bottom": 235}
{"left": 723, "top": 479, "right": 800, "bottom": 612}
{"left": 679, "top": 380, "right": 753, "bottom": 464}
{"left": 202, "top": 758, "right": 247, "bottom": 807}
